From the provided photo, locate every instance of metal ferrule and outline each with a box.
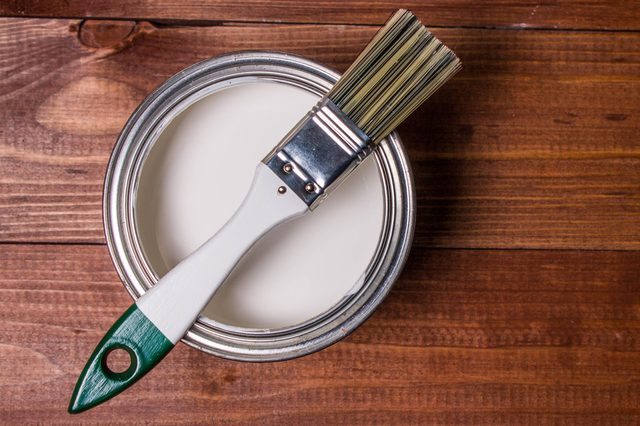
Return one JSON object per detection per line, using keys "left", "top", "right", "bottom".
{"left": 263, "top": 97, "right": 373, "bottom": 209}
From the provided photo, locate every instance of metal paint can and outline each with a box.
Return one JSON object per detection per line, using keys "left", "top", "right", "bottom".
{"left": 104, "top": 51, "right": 415, "bottom": 361}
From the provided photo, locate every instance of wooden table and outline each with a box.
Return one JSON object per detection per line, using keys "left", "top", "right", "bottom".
{"left": 1, "top": 1, "right": 639, "bottom": 424}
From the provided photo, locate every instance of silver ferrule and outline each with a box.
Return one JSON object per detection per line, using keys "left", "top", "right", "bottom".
{"left": 263, "top": 98, "right": 373, "bottom": 209}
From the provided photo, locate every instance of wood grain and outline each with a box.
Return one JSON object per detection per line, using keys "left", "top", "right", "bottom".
{"left": 1, "top": 19, "right": 638, "bottom": 249}
{"left": 1, "top": 244, "right": 639, "bottom": 424}
{"left": 1, "top": 0, "right": 639, "bottom": 31}
{"left": 1, "top": 7, "right": 639, "bottom": 424}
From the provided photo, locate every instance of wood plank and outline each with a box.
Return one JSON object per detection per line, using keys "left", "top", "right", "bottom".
{"left": 1, "top": 244, "right": 639, "bottom": 423}
{"left": 1, "top": 19, "right": 639, "bottom": 249}
{"left": 1, "top": 0, "right": 639, "bottom": 31}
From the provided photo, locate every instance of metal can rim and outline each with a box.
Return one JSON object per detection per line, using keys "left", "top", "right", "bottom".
{"left": 103, "top": 51, "right": 416, "bottom": 361}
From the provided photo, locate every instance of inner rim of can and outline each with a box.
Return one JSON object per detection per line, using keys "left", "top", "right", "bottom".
{"left": 104, "top": 52, "right": 415, "bottom": 361}
{"left": 131, "top": 75, "right": 390, "bottom": 336}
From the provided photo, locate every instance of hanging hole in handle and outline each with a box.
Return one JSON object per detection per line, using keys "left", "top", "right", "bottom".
{"left": 101, "top": 345, "right": 138, "bottom": 380}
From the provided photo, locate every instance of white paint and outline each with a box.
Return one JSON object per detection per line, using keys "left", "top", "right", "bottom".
{"left": 137, "top": 164, "right": 308, "bottom": 343}
{"left": 136, "top": 82, "right": 384, "bottom": 330}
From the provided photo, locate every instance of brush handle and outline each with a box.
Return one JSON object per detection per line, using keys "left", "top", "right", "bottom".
{"left": 69, "top": 164, "right": 308, "bottom": 413}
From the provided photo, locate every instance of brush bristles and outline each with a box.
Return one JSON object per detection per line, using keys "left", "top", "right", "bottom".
{"left": 328, "top": 9, "right": 461, "bottom": 143}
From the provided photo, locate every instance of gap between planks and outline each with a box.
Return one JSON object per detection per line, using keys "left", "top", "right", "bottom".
{"left": 0, "top": 241, "right": 639, "bottom": 254}
{"left": 1, "top": 15, "right": 640, "bottom": 34}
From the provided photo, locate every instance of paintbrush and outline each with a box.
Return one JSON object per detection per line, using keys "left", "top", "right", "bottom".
{"left": 69, "top": 9, "right": 461, "bottom": 413}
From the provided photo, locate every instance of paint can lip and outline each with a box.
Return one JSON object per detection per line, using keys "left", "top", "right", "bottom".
{"left": 104, "top": 51, "right": 415, "bottom": 362}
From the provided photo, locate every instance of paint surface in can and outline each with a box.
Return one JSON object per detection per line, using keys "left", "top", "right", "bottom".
{"left": 135, "top": 81, "right": 385, "bottom": 330}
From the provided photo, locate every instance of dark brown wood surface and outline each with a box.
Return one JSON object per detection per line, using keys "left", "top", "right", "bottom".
{"left": 2, "top": 0, "right": 639, "bottom": 30}
{"left": 2, "top": 20, "right": 639, "bottom": 249}
{"left": 1, "top": 1, "right": 639, "bottom": 424}
{"left": 2, "top": 245, "right": 640, "bottom": 423}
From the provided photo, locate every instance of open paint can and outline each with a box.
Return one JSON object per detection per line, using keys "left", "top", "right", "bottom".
{"left": 104, "top": 51, "right": 415, "bottom": 361}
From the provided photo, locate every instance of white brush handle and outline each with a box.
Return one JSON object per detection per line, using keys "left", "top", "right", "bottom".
{"left": 68, "top": 163, "right": 309, "bottom": 412}
{"left": 137, "top": 163, "right": 309, "bottom": 343}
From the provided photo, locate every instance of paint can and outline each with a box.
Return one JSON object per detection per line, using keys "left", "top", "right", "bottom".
{"left": 104, "top": 51, "right": 415, "bottom": 361}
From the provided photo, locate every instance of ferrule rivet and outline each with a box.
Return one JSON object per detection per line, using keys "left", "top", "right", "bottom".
{"left": 277, "top": 186, "right": 287, "bottom": 194}
{"left": 283, "top": 163, "right": 293, "bottom": 174}
{"left": 304, "top": 182, "right": 316, "bottom": 193}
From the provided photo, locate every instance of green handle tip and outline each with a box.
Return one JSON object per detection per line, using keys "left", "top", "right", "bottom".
{"left": 68, "top": 304, "right": 174, "bottom": 414}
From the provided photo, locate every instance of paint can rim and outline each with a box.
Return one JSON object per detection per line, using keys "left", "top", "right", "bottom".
{"left": 103, "top": 51, "right": 416, "bottom": 361}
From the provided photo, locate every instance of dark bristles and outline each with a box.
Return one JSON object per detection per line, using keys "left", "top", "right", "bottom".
{"left": 328, "top": 9, "right": 461, "bottom": 143}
